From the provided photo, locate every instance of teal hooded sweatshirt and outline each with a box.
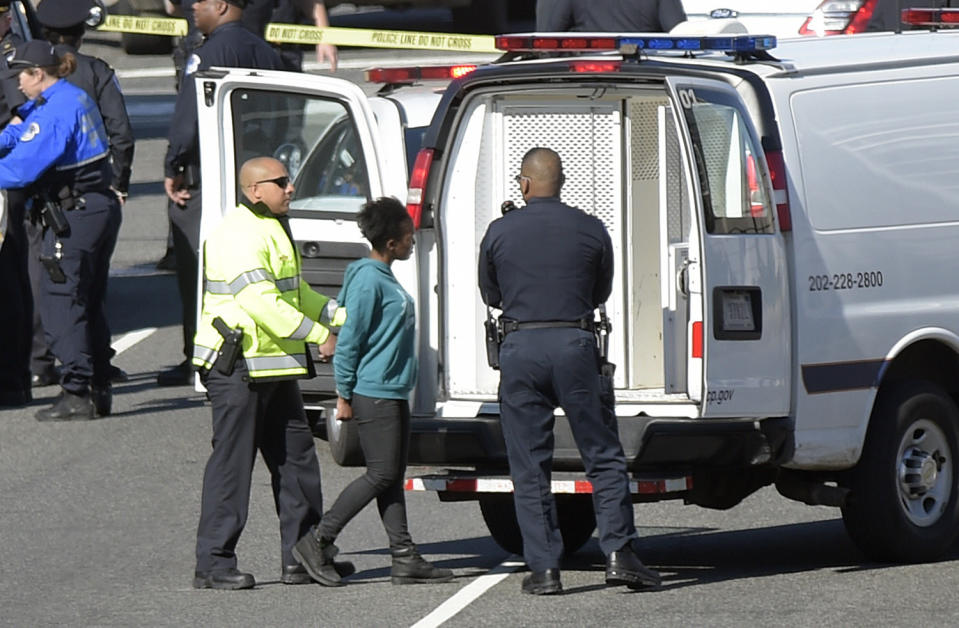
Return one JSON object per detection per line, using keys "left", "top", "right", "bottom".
{"left": 333, "top": 257, "right": 417, "bottom": 400}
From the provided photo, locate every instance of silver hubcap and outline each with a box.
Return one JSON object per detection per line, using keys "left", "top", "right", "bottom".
{"left": 897, "top": 418, "right": 952, "bottom": 527}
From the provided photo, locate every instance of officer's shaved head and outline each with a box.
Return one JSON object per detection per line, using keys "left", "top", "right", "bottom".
{"left": 240, "top": 157, "right": 283, "bottom": 189}
{"left": 520, "top": 147, "right": 565, "bottom": 198}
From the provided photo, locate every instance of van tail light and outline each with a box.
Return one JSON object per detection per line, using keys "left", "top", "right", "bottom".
{"left": 764, "top": 150, "right": 791, "bottom": 232}
{"left": 691, "top": 321, "right": 703, "bottom": 359}
{"left": 406, "top": 148, "right": 434, "bottom": 229}
{"left": 799, "top": 0, "right": 877, "bottom": 36}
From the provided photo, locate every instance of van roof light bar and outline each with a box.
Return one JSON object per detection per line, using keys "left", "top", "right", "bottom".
{"left": 365, "top": 65, "right": 478, "bottom": 84}
{"left": 901, "top": 7, "right": 959, "bottom": 26}
{"left": 494, "top": 33, "right": 777, "bottom": 54}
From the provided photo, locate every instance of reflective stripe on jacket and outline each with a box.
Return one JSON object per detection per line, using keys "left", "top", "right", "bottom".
{"left": 192, "top": 202, "right": 346, "bottom": 379}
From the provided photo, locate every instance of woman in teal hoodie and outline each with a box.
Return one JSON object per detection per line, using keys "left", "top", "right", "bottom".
{"left": 295, "top": 197, "right": 453, "bottom": 586}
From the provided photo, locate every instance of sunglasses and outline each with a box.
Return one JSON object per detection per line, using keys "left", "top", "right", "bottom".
{"left": 253, "top": 176, "right": 291, "bottom": 188}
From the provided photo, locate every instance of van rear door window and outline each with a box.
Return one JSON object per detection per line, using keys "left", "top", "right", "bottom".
{"left": 678, "top": 88, "right": 774, "bottom": 235}
{"left": 230, "top": 89, "right": 371, "bottom": 218}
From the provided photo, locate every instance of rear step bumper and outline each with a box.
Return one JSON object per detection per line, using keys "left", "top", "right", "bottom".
{"left": 406, "top": 415, "right": 793, "bottom": 470}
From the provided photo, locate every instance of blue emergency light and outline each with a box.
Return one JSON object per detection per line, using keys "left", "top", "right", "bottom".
{"left": 494, "top": 33, "right": 777, "bottom": 54}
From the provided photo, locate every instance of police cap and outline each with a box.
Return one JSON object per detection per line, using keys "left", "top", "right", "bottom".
{"left": 36, "top": 0, "right": 95, "bottom": 29}
{"left": 6, "top": 40, "right": 59, "bottom": 69}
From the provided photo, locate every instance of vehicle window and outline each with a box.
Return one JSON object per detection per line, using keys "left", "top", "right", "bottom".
{"left": 404, "top": 126, "right": 428, "bottom": 176}
{"left": 677, "top": 87, "right": 774, "bottom": 235}
{"left": 230, "top": 89, "right": 371, "bottom": 216}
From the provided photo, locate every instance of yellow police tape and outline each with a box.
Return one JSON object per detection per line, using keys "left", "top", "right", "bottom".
{"left": 99, "top": 15, "right": 498, "bottom": 53}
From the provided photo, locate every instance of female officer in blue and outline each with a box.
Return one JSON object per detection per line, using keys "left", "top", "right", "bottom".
{"left": 0, "top": 41, "right": 120, "bottom": 421}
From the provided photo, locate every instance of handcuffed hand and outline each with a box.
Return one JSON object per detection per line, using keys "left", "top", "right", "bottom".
{"left": 335, "top": 396, "right": 353, "bottom": 421}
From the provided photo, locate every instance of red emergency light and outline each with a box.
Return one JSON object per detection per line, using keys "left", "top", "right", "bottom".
{"left": 365, "top": 65, "right": 478, "bottom": 84}
{"left": 495, "top": 35, "right": 619, "bottom": 52}
{"left": 901, "top": 7, "right": 959, "bottom": 25}
{"left": 568, "top": 60, "right": 622, "bottom": 73}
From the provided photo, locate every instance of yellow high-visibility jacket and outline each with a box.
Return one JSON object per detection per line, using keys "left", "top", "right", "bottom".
{"left": 192, "top": 202, "right": 346, "bottom": 379}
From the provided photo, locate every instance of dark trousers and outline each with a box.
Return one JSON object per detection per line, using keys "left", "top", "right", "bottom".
{"left": 24, "top": 216, "right": 56, "bottom": 375}
{"left": 319, "top": 394, "right": 415, "bottom": 552}
{"left": 38, "top": 193, "right": 121, "bottom": 394}
{"left": 0, "top": 192, "right": 32, "bottom": 395}
{"left": 168, "top": 191, "right": 201, "bottom": 363}
{"left": 498, "top": 328, "right": 635, "bottom": 572}
{"left": 196, "top": 362, "right": 323, "bottom": 572}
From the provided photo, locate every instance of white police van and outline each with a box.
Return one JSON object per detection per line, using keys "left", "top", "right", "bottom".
{"left": 198, "top": 11, "right": 959, "bottom": 561}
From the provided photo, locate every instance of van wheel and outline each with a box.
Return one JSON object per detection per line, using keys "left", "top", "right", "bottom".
{"left": 326, "top": 411, "right": 364, "bottom": 467}
{"left": 478, "top": 494, "right": 596, "bottom": 555}
{"left": 841, "top": 381, "right": 959, "bottom": 562}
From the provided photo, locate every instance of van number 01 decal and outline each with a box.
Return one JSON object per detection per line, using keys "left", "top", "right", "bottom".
{"left": 808, "top": 271, "right": 884, "bottom": 292}
{"left": 678, "top": 88, "right": 697, "bottom": 109}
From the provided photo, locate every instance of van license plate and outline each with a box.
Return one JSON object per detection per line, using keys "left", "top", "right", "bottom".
{"left": 723, "top": 292, "right": 755, "bottom": 331}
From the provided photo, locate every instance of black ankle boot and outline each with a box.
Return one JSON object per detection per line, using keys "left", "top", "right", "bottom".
{"left": 292, "top": 530, "right": 344, "bottom": 587}
{"left": 391, "top": 546, "right": 454, "bottom": 585}
{"left": 35, "top": 391, "right": 94, "bottom": 422}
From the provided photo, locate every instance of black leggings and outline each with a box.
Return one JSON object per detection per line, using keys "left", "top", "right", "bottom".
{"left": 319, "top": 394, "right": 414, "bottom": 552}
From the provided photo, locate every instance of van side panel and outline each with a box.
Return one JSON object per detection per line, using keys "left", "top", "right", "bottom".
{"left": 780, "top": 71, "right": 959, "bottom": 468}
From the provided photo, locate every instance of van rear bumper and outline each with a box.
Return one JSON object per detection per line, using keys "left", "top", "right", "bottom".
{"left": 407, "top": 415, "right": 794, "bottom": 471}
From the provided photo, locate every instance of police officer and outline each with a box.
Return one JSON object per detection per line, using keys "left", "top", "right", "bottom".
{"left": 536, "top": 0, "right": 687, "bottom": 32}
{"left": 269, "top": 0, "right": 337, "bottom": 72}
{"left": 0, "top": 40, "right": 121, "bottom": 421}
{"left": 0, "top": 0, "right": 30, "bottom": 407}
{"left": 25, "top": 0, "right": 134, "bottom": 388}
{"left": 158, "top": 0, "right": 283, "bottom": 386}
{"left": 478, "top": 147, "right": 661, "bottom": 595}
{"left": 191, "top": 156, "right": 349, "bottom": 589}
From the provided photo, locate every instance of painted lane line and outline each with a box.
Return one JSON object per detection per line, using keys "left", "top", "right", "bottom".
{"left": 111, "top": 328, "right": 158, "bottom": 356}
{"left": 410, "top": 558, "right": 524, "bottom": 628}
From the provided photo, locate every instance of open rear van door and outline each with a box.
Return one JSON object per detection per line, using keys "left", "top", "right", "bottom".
{"left": 665, "top": 77, "right": 791, "bottom": 417}
{"left": 195, "top": 68, "right": 394, "bottom": 400}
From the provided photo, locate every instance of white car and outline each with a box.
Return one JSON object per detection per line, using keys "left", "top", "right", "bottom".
{"left": 679, "top": 0, "right": 822, "bottom": 39}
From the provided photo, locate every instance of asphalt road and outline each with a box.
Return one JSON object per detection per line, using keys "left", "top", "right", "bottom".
{"left": 4, "top": 12, "right": 959, "bottom": 628}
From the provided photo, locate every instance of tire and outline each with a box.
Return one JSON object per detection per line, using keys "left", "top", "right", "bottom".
{"left": 115, "top": 0, "right": 174, "bottom": 55}
{"left": 478, "top": 494, "right": 597, "bottom": 556}
{"left": 326, "top": 409, "right": 364, "bottom": 467}
{"left": 841, "top": 381, "right": 959, "bottom": 562}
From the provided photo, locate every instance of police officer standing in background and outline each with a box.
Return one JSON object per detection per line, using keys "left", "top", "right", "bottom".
{"left": 191, "top": 156, "right": 348, "bottom": 589}
{"left": 0, "top": 0, "right": 30, "bottom": 408}
{"left": 25, "top": 0, "right": 134, "bottom": 388}
{"left": 536, "top": 0, "right": 687, "bottom": 32}
{"left": 0, "top": 40, "right": 121, "bottom": 421}
{"left": 478, "top": 147, "right": 661, "bottom": 595}
{"left": 158, "top": 0, "right": 284, "bottom": 386}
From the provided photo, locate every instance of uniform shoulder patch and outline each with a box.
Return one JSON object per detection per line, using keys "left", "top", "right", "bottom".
{"left": 20, "top": 122, "right": 40, "bottom": 142}
{"left": 185, "top": 53, "right": 200, "bottom": 76}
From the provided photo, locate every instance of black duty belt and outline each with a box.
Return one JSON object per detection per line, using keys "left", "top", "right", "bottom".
{"left": 501, "top": 319, "right": 594, "bottom": 336}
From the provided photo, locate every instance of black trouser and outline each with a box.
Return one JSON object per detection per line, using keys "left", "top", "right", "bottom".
{"left": 0, "top": 192, "right": 32, "bottom": 394}
{"left": 168, "top": 190, "right": 201, "bottom": 363}
{"left": 319, "top": 394, "right": 415, "bottom": 553}
{"left": 498, "top": 327, "right": 635, "bottom": 573}
{"left": 195, "top": 362, "right": 323, "bottom": 573}
{"left": 38, "top": 192, "right": 121, "bottom": 394}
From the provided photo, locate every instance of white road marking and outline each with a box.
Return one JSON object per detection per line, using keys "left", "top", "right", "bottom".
{"left": 111, "top": 328, "right": 158, "bottom": 355}
{"left": 410, "top": 558, "right": 524, "bottom": 628}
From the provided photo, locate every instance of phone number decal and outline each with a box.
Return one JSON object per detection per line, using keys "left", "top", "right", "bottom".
{"left": 808, "top": 271, "right": 883, "bottom": 292}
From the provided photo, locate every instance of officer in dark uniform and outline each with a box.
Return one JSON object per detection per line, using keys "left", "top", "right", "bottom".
{"left": 269, "top": 0, "right": 337, "bottom": 72}
{"left": 24, "top": 0, "right": 134, "bottom": 388}
{"left": 536, "top": 0, "right": 687, "bottom": 32}
{"left": 158, "top": 0, "right": 283, "bottom": 386}
{"left": 0, "top": 40, "right": 121, "bottom": 421}
{"left": 0, "top": 0, "right": 30, "bottom": 407}
{"left": 478, "top": 147, "right": 661, "bottom": 595}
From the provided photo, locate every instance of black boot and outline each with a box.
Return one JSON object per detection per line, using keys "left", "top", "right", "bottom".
{"left": 35, "top": 391, "right": 95, "bottom": 422}
{"left": 291, "top": 529, "right": 344, "bottom": 587}
{"left": 91, "top": 384, "right": 112, "bottom": 417}
{"left": 391, "top": 546, "right": 454, "bottom": 585}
